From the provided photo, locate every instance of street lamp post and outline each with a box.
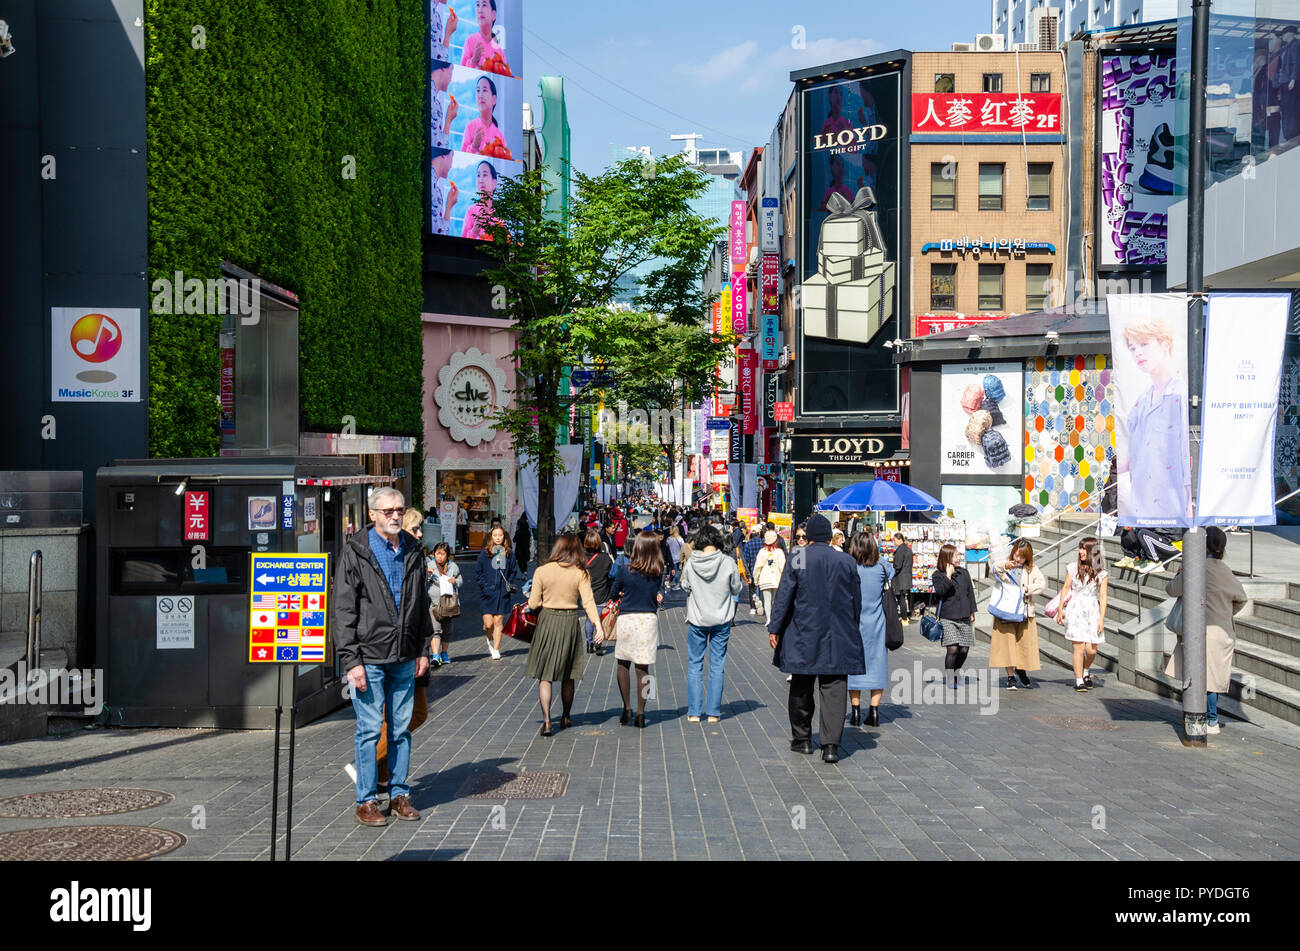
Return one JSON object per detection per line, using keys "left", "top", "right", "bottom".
{"left": 1181, "top": 0, "right": 1211, "bottom": 748}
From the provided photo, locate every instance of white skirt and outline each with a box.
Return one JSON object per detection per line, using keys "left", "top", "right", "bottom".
{"left": 613, "top": 613, "right": 659, "bottom": 665}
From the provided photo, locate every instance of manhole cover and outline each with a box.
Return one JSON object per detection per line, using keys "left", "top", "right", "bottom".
{"left": 456, "top": 771, "right": 568, "bottom": 800}
{"left": 1030, "top": 715, "right": 1126, "bottom": 731}
{"left": 0, "top": 826, "right": 185, "bottom": 861}
{"left": 0, "top": 788, "right": 174, "bottom": 819}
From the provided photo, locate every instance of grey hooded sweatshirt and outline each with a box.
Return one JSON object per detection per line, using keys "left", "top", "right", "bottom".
{"left": 680, "top": 548, "right": 744, "bottom": 627}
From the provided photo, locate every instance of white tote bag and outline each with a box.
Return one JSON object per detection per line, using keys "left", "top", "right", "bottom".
{"left": 988, "top": 568, "right": 1027, "bottom": 623}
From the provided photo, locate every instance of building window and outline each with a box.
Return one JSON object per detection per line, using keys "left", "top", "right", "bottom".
{"left": 930, "top": 263, "right": 957, "bottom": 311}
{"left": 978, "top": 163, "right": 1004, "bottom": 211}
{"left": 934, "top": 73, "right": 955, "bottom": 93}
{"left": 979, "top": 264, "right": 1005, "bottom": 311}
{"left": 1026, "top": 263, "right": 1053, "bottom": 311}
{"left": 1030, "top": 72, "right": 1051, "bottom": 92}
{"left": 983, "top": 73, "right": 1003, "bottom": 93}
{"left": 931, "top": 163, "right": 956, "bottom": 210}
{"left": 1027, "top": 162, "right": 1052, "bottom": 210}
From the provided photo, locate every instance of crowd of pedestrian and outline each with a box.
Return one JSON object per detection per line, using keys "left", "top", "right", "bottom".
{"left": 331, "top": 487, "right": 1246, "bottom": 827}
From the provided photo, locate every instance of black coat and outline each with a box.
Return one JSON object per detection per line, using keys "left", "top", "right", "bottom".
{"left": 767, "top": 543, "right": 864, "bottom": 676}
{"left": 890, "top": 543, "right": 913, "bottom": 593}
{"left": 332, "top": 528, "right": 435, "bottom": 671}
{"left": 931, "top": 567, "right": 977, "bottom": 621}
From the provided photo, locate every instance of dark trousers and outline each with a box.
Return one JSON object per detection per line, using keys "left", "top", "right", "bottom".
{"left": 788, "top": 674, "right": 848, "bottom": 748}
{"left": 894, "top": 588, "right": 911, "bottom": 618}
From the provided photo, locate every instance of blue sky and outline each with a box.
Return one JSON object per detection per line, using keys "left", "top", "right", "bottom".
{"left": 518, "top": 0, "right": 991, "bottom": 175}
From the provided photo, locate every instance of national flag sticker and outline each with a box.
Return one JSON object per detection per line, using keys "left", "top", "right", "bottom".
{"left": 299, "top": 647, "right": 325, "bottom": 661}
{"left": 251, "top": 628, "right": 275, "bottom": 644}
{"left": 300, "top": 611, "right": 325, "bottom": 627}
{"left": 305, "top": 594, "right": 324, "bottom": 610}
{"left": 276, "top": 628, "right": 296, "bottom": 641}
{"left": 251, "top": 645, "right": 272, "bottom": 661}
{"left": 253, "top": 610, "right": 274, "bottom": 627}
{"left": 277, "top": 610, "right": 300, "bottom": 626}
{"left": 276, "top": 646, "right": 298, "bottom": 661}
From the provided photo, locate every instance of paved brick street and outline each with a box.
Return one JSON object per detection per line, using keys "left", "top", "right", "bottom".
{"left": 3, "top": 566, "right": 1300, "bottom": 861}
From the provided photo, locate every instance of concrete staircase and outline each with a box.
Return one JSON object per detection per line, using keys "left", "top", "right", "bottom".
{"left": 967, "top": 515, "right": 1300, "bottom": 727}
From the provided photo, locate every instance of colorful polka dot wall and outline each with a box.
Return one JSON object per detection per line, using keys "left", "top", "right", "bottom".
{"left": 1023, "top": 354, "right": 1116, "bottom": 512}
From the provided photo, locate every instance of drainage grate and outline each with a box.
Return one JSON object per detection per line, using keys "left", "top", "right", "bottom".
{"left": 1030, "top": 715, "right": 1126, "bottom": 731}
{"left": 0, "top": 788, "right": 174, "bottom": 819}
{"left": 456, "top": 771, "right": 569, "bottom": 800}
{"left": 0, "top": 826, "right": 185, "bottom": 861}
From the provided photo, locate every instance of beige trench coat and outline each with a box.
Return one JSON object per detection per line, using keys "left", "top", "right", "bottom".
{"left": 1164, "top": 559, "right": 1247, "bottom": 694}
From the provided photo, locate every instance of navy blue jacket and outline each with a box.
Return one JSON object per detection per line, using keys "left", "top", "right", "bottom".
{"left": 608, "top": 567, "right": 663, "bottom": 614}
{"left": 767, "top": 543, "right": 864, "bottom": 676}
{"left": 475, "top": 547, "right": 524, "bottom": 616}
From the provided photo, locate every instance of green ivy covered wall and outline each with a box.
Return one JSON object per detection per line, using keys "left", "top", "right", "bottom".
{"left": 145, "top": 1, "right": 425, "bottom": 492}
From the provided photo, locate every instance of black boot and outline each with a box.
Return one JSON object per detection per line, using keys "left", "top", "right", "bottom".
{"left": 587, "top": 642, "right": 595, "bottom": 654}
{"left": 865, "top": 706, "right": 880, "bottom": 727}
{"left": 849, "top": 705, "right": 862, "bottom": 726}
{"left": 821, "top": 744, "right": 840, "bottom": 764}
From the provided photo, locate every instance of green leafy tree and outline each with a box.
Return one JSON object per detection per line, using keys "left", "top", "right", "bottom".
{"left": 480, "top": 155, "right": 729, "bottom": 555}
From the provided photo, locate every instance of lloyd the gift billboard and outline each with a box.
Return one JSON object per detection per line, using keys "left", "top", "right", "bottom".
{"left": 800, "top": 65, "right": 902, "bottom": 415}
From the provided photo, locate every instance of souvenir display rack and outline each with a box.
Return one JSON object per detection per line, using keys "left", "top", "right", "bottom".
{"left": 880, "top": 519, "right": 967, "bottom": 593}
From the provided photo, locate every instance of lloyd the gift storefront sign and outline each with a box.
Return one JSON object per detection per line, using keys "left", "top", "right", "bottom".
{"left": 790, "top": 433, "right": 901, "bottom": 467}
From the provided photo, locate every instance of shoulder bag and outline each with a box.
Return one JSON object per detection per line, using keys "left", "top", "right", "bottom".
{"left": 600, "top": 598, "right": 621, "bottom": 641}
{"left": 987, "top": 567, "right": 1028, "bottom": 623}
{"left": 503, "top": 602, "right": 537, "bottom": 642}
{"left": 432, "top": 570, "right": 461, "bottom": 619}
{"left": 921, "top": 600, "right": 945, "bottom": 643}
{"left": 881, "top": 568, "right": 904, "bottom": 651}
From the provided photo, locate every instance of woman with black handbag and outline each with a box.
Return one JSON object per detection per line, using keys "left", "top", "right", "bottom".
{"left": 525, "top": 534, "right": 605, "bottom": 737}
{"left": 931, "top": 544, "right": 979, "bottom": 691}
{"left": 847, "top": 532, "right": 895, "bottom": 727}
{"left": 475, "top": 525, "right": 523, "bottom": 660}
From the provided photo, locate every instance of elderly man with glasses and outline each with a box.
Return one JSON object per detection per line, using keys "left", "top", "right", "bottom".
{"left": 333, "top": 486, "right": 434, "bottom": 827}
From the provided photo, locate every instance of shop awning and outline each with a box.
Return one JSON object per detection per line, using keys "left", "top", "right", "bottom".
{"left": 895, "top": 308, "right": 1112, "bottom": 364}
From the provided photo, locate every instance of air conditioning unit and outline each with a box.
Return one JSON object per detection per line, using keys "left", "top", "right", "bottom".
{"left": 975, "top": 33, "right": 1006, "bottom": 52}
{"left": 1014, "top": 42, "right": 1040, "bottom": 51}
{"left": 951, "top": 41, "right": 975, "bottom": 52}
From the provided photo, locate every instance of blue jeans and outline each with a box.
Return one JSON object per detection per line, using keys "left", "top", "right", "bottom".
{"left": 686, "top": 622, "right": 731, "bottom": 718}
{"left": 583, "top": 600, "right": 609, "bottom": 645}
{"left": 351, "top": 659, "right": 416, "bottom": 804}
{"left": 1207, "top": 690, "right": 1218, "bottom": 727}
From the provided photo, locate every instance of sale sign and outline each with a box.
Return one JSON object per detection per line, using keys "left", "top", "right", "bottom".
{"left": 912, "top": 93, "right": 1061, "bottom": 133}
{"left": 761, "top": 253, "right": 779, "bottom": 312}
{"left": 730, "top": 200, "right": 746, "bottom": 268}
{"left": 183, "top": 491, "right": 209, "bottom": 541}
{"left": 732, "top": 276, "right": 747, "bottom": 334}
{"left": 739, "top": 349, "right": 758, "bottom": 435}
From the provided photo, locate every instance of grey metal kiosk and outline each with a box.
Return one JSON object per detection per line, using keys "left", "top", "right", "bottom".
{"left": 95, "top": 456, "right": 391, "bottom": 728}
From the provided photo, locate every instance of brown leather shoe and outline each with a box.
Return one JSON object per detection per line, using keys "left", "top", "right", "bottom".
{"left": 389, "top": 794, "right": 421, "bottom": 821}
{"left": 355, "top": 800, "right": 388, "bottom": 827}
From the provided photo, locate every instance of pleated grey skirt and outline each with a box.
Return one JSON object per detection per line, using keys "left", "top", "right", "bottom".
{"left": 525, "top": 608, "right": 586, "bottom": 682}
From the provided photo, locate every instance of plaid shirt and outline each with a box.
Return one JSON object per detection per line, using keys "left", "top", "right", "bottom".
{"left": 741, "top": 536, "right": 766, "bottom": 577}
{"left": 369, "top": 527, "right": 405, "bottom": 611}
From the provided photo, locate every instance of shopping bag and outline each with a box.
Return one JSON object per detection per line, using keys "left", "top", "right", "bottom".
{"left": 987, "top": 568, "right": 1028, "bottom": 622}
{"left": 600, "top": 599, "right": 620, "bottom": 641}
{"left": 503, "top": 603, "right": 537, "bottom": 642}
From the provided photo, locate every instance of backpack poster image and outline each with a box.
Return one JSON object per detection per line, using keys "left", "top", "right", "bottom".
{"left": 940, "top": 362, "right": 1023, "bottom": 475}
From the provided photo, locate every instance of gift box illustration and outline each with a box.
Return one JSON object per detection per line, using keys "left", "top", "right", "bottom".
{"left": 802, "top": 187, "right": 896, "bottom": 344}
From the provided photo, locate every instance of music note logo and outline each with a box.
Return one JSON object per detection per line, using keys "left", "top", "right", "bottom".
{"left": 70, "top": 313, "right": 123, "bottom": 363}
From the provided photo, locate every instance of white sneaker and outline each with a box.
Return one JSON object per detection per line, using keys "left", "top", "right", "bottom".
{"left": 490, "top": 648, "right": 502, "bottom": 660}
{"left": 344, "top": 763, "right": 358, "bottom": 784}
{"left": 1206, "top": 722, "right": 1221, "bottom": 734}
{"left": 786, "top": 674, "right": 793, "bottom": 682}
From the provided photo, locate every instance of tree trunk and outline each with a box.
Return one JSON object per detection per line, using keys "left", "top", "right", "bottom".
{"left": 535, "top": 379, "right": 558, "bottom": 562}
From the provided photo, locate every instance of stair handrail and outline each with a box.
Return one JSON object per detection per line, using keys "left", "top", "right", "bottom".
{"left": 1247, "top": 486, "right": 1300, "bottom": 577}
{"left": 25, "top": 551, "right": 42, "bottom": 683}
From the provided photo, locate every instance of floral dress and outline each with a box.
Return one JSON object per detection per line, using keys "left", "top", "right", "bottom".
{"left": 1063, "top": 564, "right": 1107, "bottom": 644}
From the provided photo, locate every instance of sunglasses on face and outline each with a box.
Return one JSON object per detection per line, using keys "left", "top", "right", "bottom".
{"left": 374, "top": 507, "right": 405, "bottom": 516}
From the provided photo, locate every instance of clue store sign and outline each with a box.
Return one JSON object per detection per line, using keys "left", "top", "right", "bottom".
{"left": 434, "top": 347, "right": 508, "bottom": 447}
{"left": 912, "top": 93, "right": 1061, "bottom": 133}
{"left": 249, "top": 553, "right": 329, "bottom": 664}
{"left": 791, "top": 433, "right": 900, "bottom": 466}
{"left": 50, "top": 308, "right": 142, "bottom": 402}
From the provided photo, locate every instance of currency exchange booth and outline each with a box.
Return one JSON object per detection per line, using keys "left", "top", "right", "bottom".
{"left": 95, "top": 456, "right": 388, "bottom": 728}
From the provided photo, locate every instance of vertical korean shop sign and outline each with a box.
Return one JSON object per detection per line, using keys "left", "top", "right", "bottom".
{"left": 730, "top": 200, "right": 746, "bottom": 268}
{"left": 761, "top": 253, "right": 779, "bottom": 313}
{"left": 731, "top": 277, "right": 748, "bottom": 334}
{"left": 761, "top": 197, "right": 779, "bottom": 252}
{"left": 249, "top": 553, "right": 329, "bottom": 664}
{"left": 183, "top": 491, "right": 209, "bottom": 541}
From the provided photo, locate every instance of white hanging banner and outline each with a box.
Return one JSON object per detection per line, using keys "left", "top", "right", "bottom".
{"left": 1106, "top": 293, "right": 1191, "bottom": 527}
{"left": 1197, "top": 293, "right": 1290, "bottom": 526}
{"left": 519, "top": 444, "right": 585, "bottom": 531}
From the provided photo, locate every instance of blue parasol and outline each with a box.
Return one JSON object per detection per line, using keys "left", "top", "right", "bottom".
{"left": 814, "top": 480, "right": 945, "bottom": 513}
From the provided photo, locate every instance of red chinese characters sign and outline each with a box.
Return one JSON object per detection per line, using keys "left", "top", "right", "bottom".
{"left": 761, "top": 253, "right": 779, "bottom": 312}
{"left": 773, "top": 401, "right": 794, "bottom": 422}
{"left": 184, "top": 491, "right": 209, "bottom": 541}
{"left": 914, "top": 314, "right": 1011, "bottom": 336}
{"left": 912, "top": 93, "right": 1061, "bottom": 133}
